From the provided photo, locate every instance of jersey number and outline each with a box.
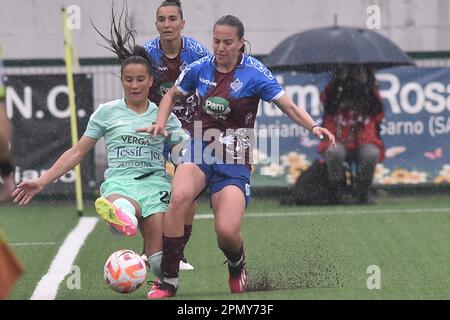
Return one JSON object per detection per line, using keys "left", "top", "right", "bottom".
{"left": 159, "top": 191, "right": 171, "bottom": 204}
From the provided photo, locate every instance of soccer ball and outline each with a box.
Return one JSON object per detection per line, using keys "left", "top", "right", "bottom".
{"left": 104, "top": 249, "right": 147, "bottom": 293}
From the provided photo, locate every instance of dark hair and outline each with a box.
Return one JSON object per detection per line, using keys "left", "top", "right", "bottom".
{"left": 157, "top": 0, "right": 183, "bottom": 19}
{"left": 92, "top": 3, "right": 156, "bottom": 77}
{"left": 214, "top": 15, "right": 249, "bottom": 54}
{"left": 325, "top": 65, "right": 382, "bottom": 116}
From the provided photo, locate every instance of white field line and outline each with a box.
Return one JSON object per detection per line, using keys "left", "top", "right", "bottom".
{"left": 30, "top": 217, "right": 98, "bottom": 300}
{"left": 10, "top": 242, "right": 56, "bottom": 246}
{"left": 194, "top": 207, "right": 450, "bottom": 220}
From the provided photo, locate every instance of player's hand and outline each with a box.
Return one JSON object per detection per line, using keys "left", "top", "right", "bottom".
{"left": 136, "top": 123, "right": 168, "bottom": 138}
{"left": 312, "top": 126, "right": 336, "bottom": 147}
{"left": 11, "top": 179, "right": 45, "bottom": 206}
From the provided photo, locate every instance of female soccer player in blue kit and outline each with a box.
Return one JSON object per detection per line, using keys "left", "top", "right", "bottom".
{"left": 139, "top": 15, "right": 336, "bottom": 298}
{"left": 144, "top": 0, "right": 209, "bottom": 271}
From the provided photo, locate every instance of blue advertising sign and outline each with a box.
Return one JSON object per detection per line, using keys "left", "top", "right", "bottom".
{"left": 252, "top": 67, "right": 450, "bottom": 187}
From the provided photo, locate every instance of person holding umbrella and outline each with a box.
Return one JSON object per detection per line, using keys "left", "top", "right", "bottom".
{"left": 264, "top": 26, "right": 411, "bottom": 205}
{"left": 318, "top": 64, "right": 385, "bottom": 204}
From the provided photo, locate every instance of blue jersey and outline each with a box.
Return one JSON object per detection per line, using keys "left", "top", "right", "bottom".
{"left": 175, "top": 54, "right": 285, "bottom": 163}
{"left": 144, "top": 36, "right": 209, "bottom": 133}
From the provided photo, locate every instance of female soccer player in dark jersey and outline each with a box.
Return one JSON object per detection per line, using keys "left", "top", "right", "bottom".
{"left": 144, "top": 0, "right": 209, "bottom": 271}
{"left": 139, "top": 15, "right": 336, "bottom": 299}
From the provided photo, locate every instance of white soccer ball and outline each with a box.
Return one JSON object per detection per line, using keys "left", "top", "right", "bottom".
{"left": 104, "top": 249, "right": 147, "bottom": 294}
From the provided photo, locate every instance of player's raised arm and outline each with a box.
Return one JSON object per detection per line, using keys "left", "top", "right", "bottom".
{"left": 11, "top": 136, "right": 97, "bottom": 206}
{"left": 273, "top": 93, "right": 336, "bottom": 146}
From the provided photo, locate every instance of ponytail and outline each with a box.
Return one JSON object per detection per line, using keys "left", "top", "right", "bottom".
{"left": 92, "top": 3, "right": 157, "bottom": 77}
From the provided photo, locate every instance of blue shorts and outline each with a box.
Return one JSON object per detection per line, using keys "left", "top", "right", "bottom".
{"left": 178, "top": 139, "right": 251, "bottom": 206}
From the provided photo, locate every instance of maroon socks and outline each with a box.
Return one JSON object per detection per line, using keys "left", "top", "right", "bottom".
{"left": 161, "top": 235, "right": 185, "bottom": 279}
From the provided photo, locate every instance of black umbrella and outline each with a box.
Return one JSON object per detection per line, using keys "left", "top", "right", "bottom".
{"left": 265, "top": 26, "right": 415, "bottom": 72}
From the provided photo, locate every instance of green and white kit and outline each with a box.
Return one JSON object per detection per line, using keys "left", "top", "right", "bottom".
{"left": 84, "top": 98, "right": 189, "bottom": 217}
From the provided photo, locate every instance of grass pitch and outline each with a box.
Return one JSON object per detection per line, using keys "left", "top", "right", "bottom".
{"left": 1, "top": 195, "right": 450, "bottom": 300}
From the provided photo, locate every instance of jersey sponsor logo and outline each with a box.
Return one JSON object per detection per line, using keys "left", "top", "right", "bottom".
{"left": 158, "top": 66, "right": 168, "bottom": 71}
{"left": 159, "top": 82, "right": 174, "bottom": 96}
{"left": 115, "top": 146, "right": 145, "bottom": 158}
{"left": 203, "top": 97, "right": 231, "bottom": 115}
{"left": 121, "top": 136, "right": 151, "bottom": 146}
{"left": 199, "top": 77, "right": 217, "bottom": 87}
{"left": 230, "top": 78, "right": 243, "bottom": 92}
{"left": 117, "top": 160, "right": 155, "bottom": 168}
{"left": 114, "top": 146, "right": 161, "bottom": 161}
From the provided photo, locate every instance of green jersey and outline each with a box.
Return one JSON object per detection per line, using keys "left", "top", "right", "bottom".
{"left": 84, "top": 98, "right": 188, "bottom": 180}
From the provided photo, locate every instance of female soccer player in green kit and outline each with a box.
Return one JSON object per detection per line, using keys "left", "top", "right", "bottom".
{"left": 12, "top": 18, "right": 189, "bottom": 298}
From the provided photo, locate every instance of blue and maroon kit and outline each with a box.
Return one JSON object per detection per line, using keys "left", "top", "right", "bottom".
{"left": 144, "top": 36, "right": 209, "bottom": 134}
{"left": 175, "top": 53, "right": 285, "bottom": 204}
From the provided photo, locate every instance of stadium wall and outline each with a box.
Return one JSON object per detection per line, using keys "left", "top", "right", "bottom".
{"left": 0, "top": 0, "right": 449, "bottom": 59}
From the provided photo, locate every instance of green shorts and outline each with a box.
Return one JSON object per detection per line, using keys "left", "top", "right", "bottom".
{"left": 100, "top": 176, "right": 171, "bottom": 218}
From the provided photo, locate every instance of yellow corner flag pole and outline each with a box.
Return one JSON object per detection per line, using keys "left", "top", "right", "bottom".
{"left": 62, "top": 7, "right": 83, "bottom": 217}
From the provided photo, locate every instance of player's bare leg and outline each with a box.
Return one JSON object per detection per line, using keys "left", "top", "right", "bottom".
{"left": 147, "top": 164, "right": 205, "bottom": 299}
{"left": 212, "top": 186, "right": 248, "bottom": 293}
